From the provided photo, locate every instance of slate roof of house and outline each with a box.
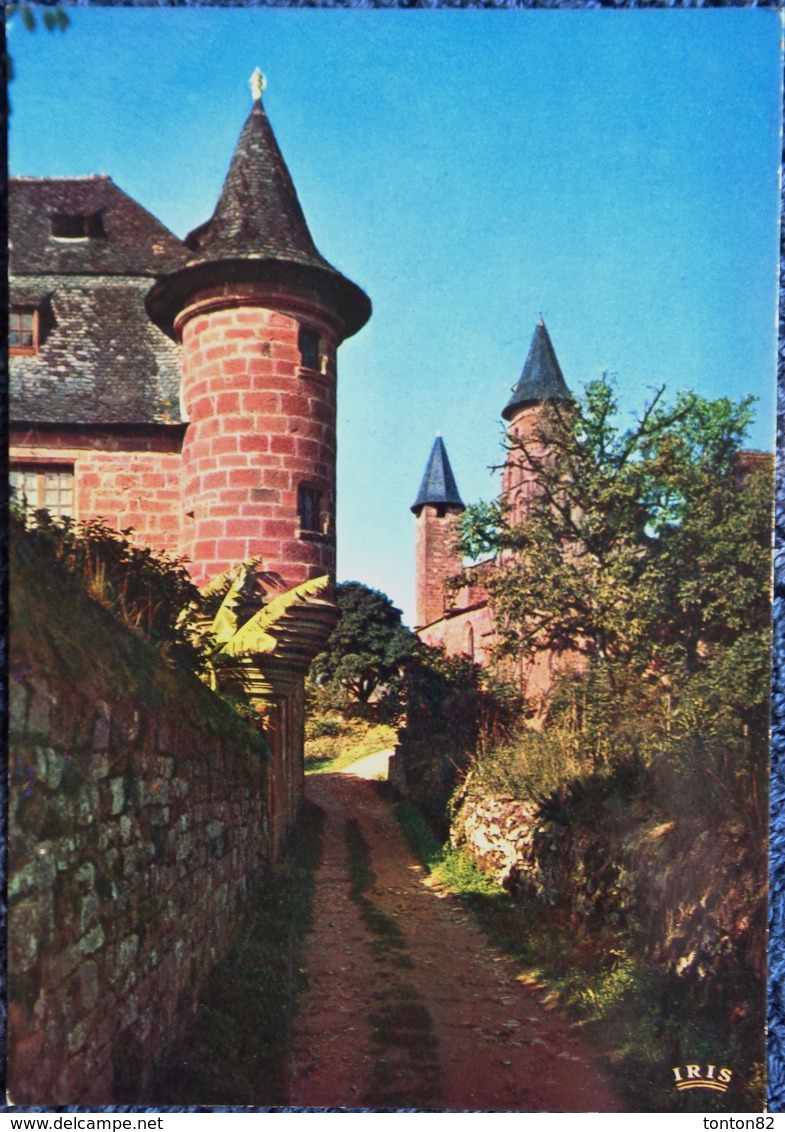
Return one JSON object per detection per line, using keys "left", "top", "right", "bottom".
{"left": 502, "top": 319, "right": 573, "bottom": 421}
{"left": 9, "top": 177, "right": 185, "bottom": 426}
{"left": 148, "top": 92, "right": 371, "bottom": 340}
{"left": 9, "top": 176, "right": 188, "bottom": 276}
{"left": 411, "top": 435, "right": 465, "bottom": 514}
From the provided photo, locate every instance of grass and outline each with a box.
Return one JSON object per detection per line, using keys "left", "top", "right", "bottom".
{"left": 393, "top": 799, "right": 766, "bottom": 1113}
{"left": 305, "top": 720, "right": 396, "bottom": 775}
{"left": 149, "top": 801, "right": 324, "bottom": 1105}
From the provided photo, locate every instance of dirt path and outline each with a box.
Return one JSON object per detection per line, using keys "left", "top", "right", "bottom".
{"left": 288, "top": 771, "right": 625, "bottom": 1111}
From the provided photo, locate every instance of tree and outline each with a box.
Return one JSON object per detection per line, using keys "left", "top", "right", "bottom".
{"left": 459, "top": 376, "right": 771, "bottom": 692}
{"left": 6, "top": 3, "right": 69, "bottom": 85}
{"left": 310, "top": 581, "right": 417, "bottom": 704}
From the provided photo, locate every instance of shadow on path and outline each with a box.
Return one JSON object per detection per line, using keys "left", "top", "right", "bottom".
{"left": 288, "top": 773, "right": 625, "bottom": 1111}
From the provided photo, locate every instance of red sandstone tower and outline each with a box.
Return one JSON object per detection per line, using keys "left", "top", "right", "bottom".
{"left": 411, "top": 435, "right": 465, "bottom": 629}
{"left": 147, "top": 72, "right": 370, "bottom": 586}
{"left": 501, "top": 319, "right": 573, "bottom": 526}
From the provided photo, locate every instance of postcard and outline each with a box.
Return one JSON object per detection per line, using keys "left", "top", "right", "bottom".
{"left": 6, "top": 5, "right": 781, "bottom": 1114}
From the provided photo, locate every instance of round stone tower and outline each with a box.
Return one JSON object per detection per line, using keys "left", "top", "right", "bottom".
{"left": 501, "top": 318, "right": 573, "bottom": 527}
{"left": 147, "top": 72, "right": 371, "bottom": 586}
{"left": 411, "top": 434, "right": 465, "bottom": 629}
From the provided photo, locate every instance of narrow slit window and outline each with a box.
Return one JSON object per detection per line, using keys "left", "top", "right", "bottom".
{"left": 297, "top": 483, "right": 322, "bottom": 533}
{"left": 298, "top": 325, "right": 320, "bottom": 371}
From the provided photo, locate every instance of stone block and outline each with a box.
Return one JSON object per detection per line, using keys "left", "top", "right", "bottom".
{"left": 9, "top": 847, "right": 57, "bottom": 899}
{"left": 8, "top": 679, "right": 30, "bottom": 733}
{"left": 78, "top": 923, "right": 105, "bottom": 956}
{"left": 77, "top": 785, "right": 100, "bottom": 827}
{"left": 92, "top": 702, "right": 111, "bottom": 753}
{"left": 109, "top": 777, "right": 126, "bottom": 816}
{"left": 9, "top": 899, "right": 44, "bottom": 973}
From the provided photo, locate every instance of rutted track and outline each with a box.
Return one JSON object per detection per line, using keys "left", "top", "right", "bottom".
{"left": 288, "top": 772, "right": 624, "bottom": 1111}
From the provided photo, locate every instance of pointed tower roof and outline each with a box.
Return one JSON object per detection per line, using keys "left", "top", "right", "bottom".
{"left": 147, "top": 73, "right": 371, "bottom": 340}
{"left": 501, "top": 319, "right": 572, "bottom": 421}
{"left": 411, "top": 435, "right": 465, "bottom": 515}
{"left": 184, "top": 90, "right": 331, "bottom": 271}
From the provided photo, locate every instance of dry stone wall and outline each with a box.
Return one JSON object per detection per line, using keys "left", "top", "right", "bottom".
{"left": 8, "top": 668, "right": 271, "bottom": 1105}
{"left": 452, "top": 792, "right": 766, "bottom": 999}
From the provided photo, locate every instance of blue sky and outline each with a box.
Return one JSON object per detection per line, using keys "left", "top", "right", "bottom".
{"left": 8, "top": 8, "right": 782, "bottom": 626}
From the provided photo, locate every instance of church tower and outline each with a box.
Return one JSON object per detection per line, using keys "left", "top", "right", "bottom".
{"left": 411, "top": 435, "right": 465, "bottom": 629}
{"left": 147, "top": 72, "right": 371, "bottom": 586}
{"left": 501, "top": 319, "right": 573, "bottom": 526}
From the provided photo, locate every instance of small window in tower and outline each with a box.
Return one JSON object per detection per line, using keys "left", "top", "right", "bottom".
{"left": 298, "top": 325, "right": 320, "bottom": 371}
{"left": 51, "top": 212, "right": 106, "bottom": 241}
{"left": 465, "top": 625, "right": 475, "bottom": 661}
{"left": 10, "top": 464, "right": 74, "bottom": 521}
{"left": 9, "top": 308, "right": 39, "bottom": 355}
{"left": 297, "top": 483, "right": 322, "bottom": 533}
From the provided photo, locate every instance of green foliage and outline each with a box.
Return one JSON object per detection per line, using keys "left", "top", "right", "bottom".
{"left": 10, "top": 510, "right": 267, "bottom": 752}
{"left": 398, "top": 646, "right": 520, "bottom": 830}
{"left": 6, "top": 2, "right": 69, "bottom": 85}
{"left": 7, "top": 3, "right": 69, "bottom": 33}
{"left": 462, "top": 727, "right": 582, "bottom": 805}
{"left": 13, "top": 509, "right": 202, "bottom": 668}
{"left": 457, "top": 375, "right": 770, "bottom": 834}
{"left": 310, "top": 581, "right": 417, "bottom": 705}
{"left": 460, "top": 377, "right": 770, "bottom": 683}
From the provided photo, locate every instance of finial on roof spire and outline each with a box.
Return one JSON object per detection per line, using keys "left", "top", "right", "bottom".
{"left": 250, "top": 68, "right": 267, "bottom": 103}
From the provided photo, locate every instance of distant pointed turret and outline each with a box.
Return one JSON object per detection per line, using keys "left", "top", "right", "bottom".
{"left": 411, "top": 434, "right": 465, "bottom": 515}
{"left": 412, "top": 435, "right": 465, "bottom": 629}
{"left": 502, "top": 319, "right": 573, "bottom": 527}
{"left": 502, "top": 318, "right": 572, "bottom": 421}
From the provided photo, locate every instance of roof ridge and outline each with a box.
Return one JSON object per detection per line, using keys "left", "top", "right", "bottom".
{"left": 10, "top": 174, "right": 112, "bottom": 182}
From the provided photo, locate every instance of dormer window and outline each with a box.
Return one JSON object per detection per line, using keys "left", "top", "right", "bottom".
{"left": 297, "top": 483, "right": 322, "bottom": 533}
{"left": 298, "top": 325, "right": 320, "bottom": 371}
{"left": 9, "top": 308, "right": 38, "bottom": 355}
{"left": 50, "top": 212, "right": 105, "bottom": 241}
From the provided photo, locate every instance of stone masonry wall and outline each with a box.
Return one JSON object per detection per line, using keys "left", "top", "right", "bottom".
{"left": 451, "top": 792, "right": 766, "bottom": 995}
{"left": 8, "top": 669, "right": 271, "bottom": 1105}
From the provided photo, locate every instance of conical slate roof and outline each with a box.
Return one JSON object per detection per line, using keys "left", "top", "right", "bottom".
{"left": 147, "top": 83, "right": 370, "bottom": 340}
{"left": 411, "top": 436, "right": 465, "bottom": 514}
{"left": 502, "top": 319, "right": 572, "bottom": 421}
{"left": 185, "top": 100, "right": 332, "bottom": 271}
